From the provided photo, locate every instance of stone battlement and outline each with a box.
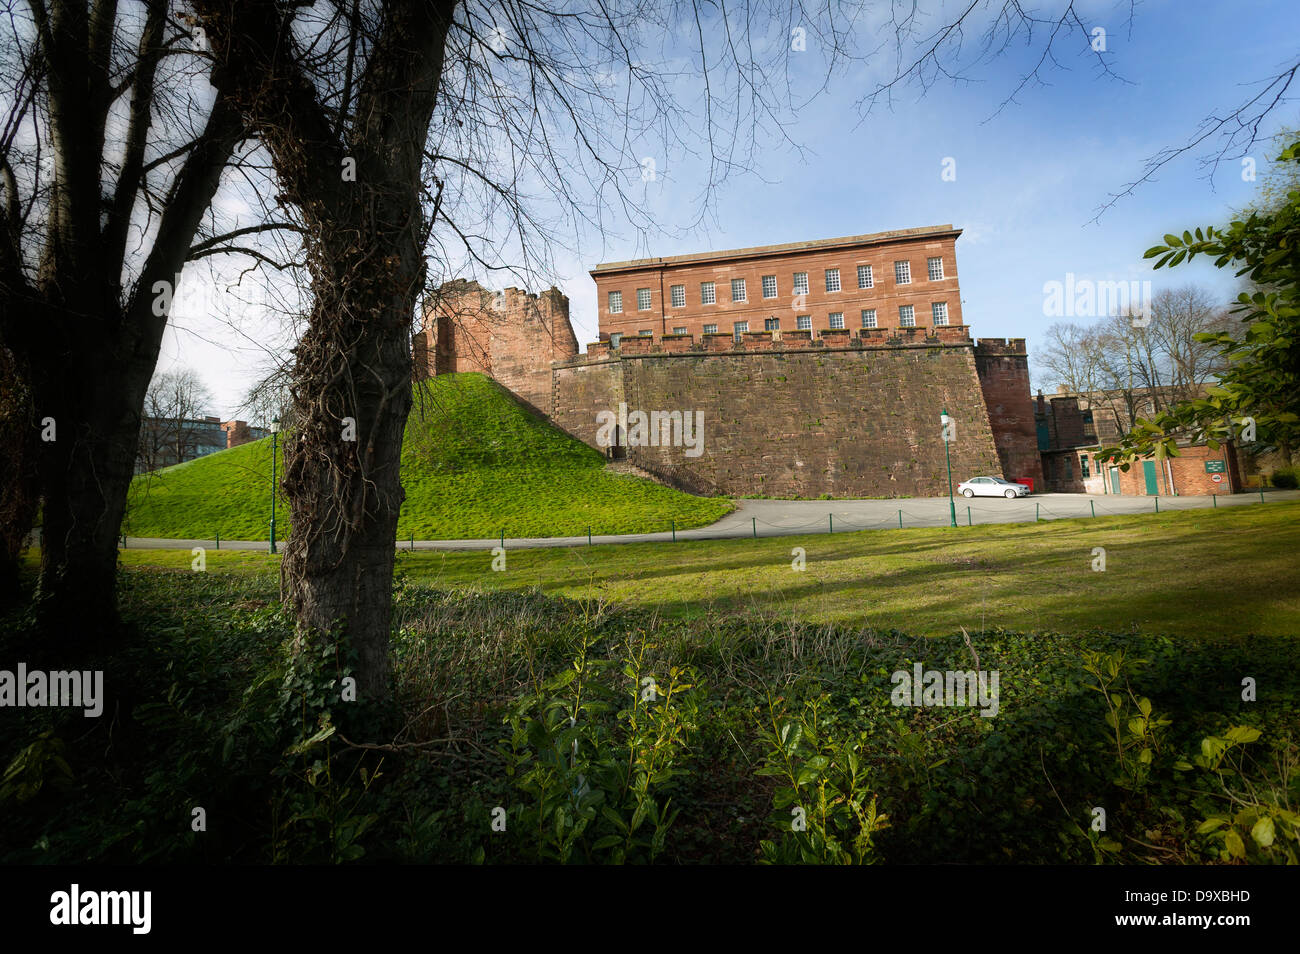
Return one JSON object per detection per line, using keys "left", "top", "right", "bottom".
{"left": 564, "top": 325, "right": 975, "bottom": 367}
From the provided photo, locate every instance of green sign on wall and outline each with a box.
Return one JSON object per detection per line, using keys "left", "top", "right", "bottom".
{"left": 1204, "top": 460, "right": 1227, "bottom": 474}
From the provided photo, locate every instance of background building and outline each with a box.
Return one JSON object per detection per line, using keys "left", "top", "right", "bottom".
{"left": 590, "top": 225, "right": 964, "bottom": 344}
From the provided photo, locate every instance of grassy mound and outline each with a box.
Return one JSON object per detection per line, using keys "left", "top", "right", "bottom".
{"left": 123, "top": 373, "right": 733, "bottom": 540}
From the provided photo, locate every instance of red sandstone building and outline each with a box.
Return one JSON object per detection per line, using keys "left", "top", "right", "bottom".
{"left": 591, "top": 225, "right": 964, "bottom": 343}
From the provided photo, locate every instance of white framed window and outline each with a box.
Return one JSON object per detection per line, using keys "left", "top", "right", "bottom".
{"left": 670, "top": 284, "right": 685, "bottom": 308}
{"left": 733, "top": 320, "right": 748, "bottom": 342}
{"left": 761, "top": 274, "right": 777, "bottom": 298}
{"left": 932, "top": 302, "right": 949, "bottom": 325}
{"left": 703, "top": 323, "right": 718, "bottom": 334}
{"left": 894, "top": 260, "right": 911, "bottom": 284}
{"left": 828, "top": 312, "right": 844, "bottom": 329}
{"left": 608, "top": 290, "right": 623, "bottom": 313}
{"left": 673, "top": 326, "right": 688, "bottom": 335}
{"left": 861, "top": 309, "right": 877, "bottom": 329}
{"left": 701, "top": 281, "right": 715, "bottom": 305}
{"left": 899, "top": 304, "right": 915, "bottom": 327}
{"left": 610, "top": 332, "right": 623, "bottom": 347}
{"left": 637, "top": 288, "right": 652, "bottom": 310}
{"left": 793, "top": 271, "right": 809, "bottom": 295}
{"left": 796, "top": 315, "right": 811, "bottom": 330}
{"left": 857, "top": 264, "right": 873, "bottom": 289}
{"left": 825, "top": 268, "right": 841, "bottom": 292}
{"left": 927, "top": 256, "right": 944, "bottom": 281}
{"left": 731, "top": 278, "right": 747, "bottom": 302}
{"left": 764, "top": 317, "right": 779, "bottom": 331}
{"left": 638, "top": 329, "right": 652, "bottom": 336}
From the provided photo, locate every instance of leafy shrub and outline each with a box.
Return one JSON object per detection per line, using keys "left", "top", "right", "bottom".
{"left": 502, "top": 627, "right": 700, "bottom": 863}
{"left": 755, "top": 693, "right": 889, "bottom": 864}
{"left": 1270, "top": 468, "right": 1298, "bottom": 489}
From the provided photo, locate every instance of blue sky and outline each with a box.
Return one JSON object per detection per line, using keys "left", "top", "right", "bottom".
{"left": 165, "top": 0, "right": 1300, "bottom": 415}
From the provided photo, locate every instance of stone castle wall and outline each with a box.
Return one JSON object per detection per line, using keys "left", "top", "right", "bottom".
{"left": 551, "top": 326, "right": 1007, "bottom": 498}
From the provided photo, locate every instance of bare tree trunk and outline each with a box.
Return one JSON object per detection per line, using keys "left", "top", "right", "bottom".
{"left": 281, "top": 237, "right": 421, "bottom": 701}
{"left": 199, "top": 0, "right": 454, "bottom": 703}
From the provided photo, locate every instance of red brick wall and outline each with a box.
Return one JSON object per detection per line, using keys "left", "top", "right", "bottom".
{"left": 414, "top": 280, "right": 578, "bottom": 415}
{"left": 593, "top": 229, "right": 964, "bottom": 342}
{"left": 973, "top": 338, "right": 1045, "bottom": 488}
{"left": 1103, "top": 443, "right": 1240, "bottom": 496}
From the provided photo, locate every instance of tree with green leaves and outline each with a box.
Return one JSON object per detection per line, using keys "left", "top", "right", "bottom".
{"left": 1098, "top": 140, "right": 1300, "bottom": 471}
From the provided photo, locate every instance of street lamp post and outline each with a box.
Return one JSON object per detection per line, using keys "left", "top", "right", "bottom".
{"left": 270, "top": 417, "right": 280, "bottom": 554}
{"left": 941, "top": 409, "right": 957, "bottom": 528}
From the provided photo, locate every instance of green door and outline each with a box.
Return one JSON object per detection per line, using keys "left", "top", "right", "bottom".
{"left": 1110, "top": 467, "right": 1121, "bottom": 494}
{"left": 1142, "top": 460, "right": 1158, "bottom": 495}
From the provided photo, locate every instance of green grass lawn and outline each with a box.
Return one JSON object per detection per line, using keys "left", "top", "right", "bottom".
{"left": 123, "top": 373, "right": 733, "bottom": 540}
{"left": 119, "top": 499, "right": 1300, "bottom": 638}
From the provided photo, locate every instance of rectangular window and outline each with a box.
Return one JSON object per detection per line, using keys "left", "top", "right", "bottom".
{"left": 701, "top": 281, "right": 715, "bottom": 305}
{"left": 793, "top": 272, "right": 809, "bottom": 295}
{"left": 673, "top": 326, "right": 688, "bottom": 335}
{"left": 932, "top": 302, "right": 949, "bottom": 325}
{"left": 761, "top": 275, "right": 777, "bottom": 298}
{"left": 796, "top": 315, "right": 811, "bottom": 331}
{"left": 670, "top": 284, "right": 685, "bottom": 308}
{"left": 828, "top": 312, "right": 844, "bottom": 329}
{"left": 825, "top": 268, "right": 841, "bottom": 292}
{"left": 861, "top": 309, "right": 877, "bottom": 329}
{"left": 927, "top": 256, "right": 944, "bottom": 281}
{"left": 637, "top": 288, "right": 652, "bottom": 311}
{"left": 764, "top": 317, "right": 779, "bottom": 331}
{"left": 731, "top": 278, "right": 747, "bottom": 302}
{"left": 857, "top": 264, "right": 873, "bottom": 289}
{"left": 1081, "top": 456, "right": 1091, "bottom": 478}
{"left": 608, "top": 290, "right": 623, "bottom": 313}
{"left": 638, "top": 329, "right": 652, "bottom": 336}
{"left": 733, "top": 320, "right": 748, "bottom": 342}
{"left": 703, "top": 323, "right": 718, "bottom": 334}
{"left": 899, "top": 304, "right": 915, "bottom": 327}
{"left": 894, "top": 260, "right": 911, "bottom": 284}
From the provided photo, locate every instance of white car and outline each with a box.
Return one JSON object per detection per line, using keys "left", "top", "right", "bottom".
{"left": 957, "top": 476, "right": 1031, "bottom": 499}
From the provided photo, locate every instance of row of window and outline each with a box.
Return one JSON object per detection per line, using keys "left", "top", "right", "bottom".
{"left": 608, "top": 258, "right": 947, "bottom": 313}
{"left": 631, "top": 303, "right": 950, "bottom": 336}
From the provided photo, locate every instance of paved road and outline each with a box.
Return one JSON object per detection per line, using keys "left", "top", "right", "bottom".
{"left": 115, "top": 488, "right": 1300, "bottom": 553}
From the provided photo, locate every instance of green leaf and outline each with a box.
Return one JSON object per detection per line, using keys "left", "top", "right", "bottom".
{"left": 1250, "top": 816, "right": 1275, "bottom": 848}
{"left": 1224, "top": 829, "right": 1246, "bottom": 859}
{"left": 1224, "top": 725, "right": 1261, "bottom": 745}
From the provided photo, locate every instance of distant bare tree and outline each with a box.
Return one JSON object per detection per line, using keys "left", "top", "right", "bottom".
{"left": 137, "top": 368, "right": 215, "bottom": 472}
{"left": 1036, "top": 322, "right": 1107, "bottom": 397}
{"left": 238, "top": 364, "right": 294, "bottom": 432}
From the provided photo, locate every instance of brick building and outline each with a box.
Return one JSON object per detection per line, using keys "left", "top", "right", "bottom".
{"left": 1034, "top": 389, "right": 1244, "bottom": 495}
{"left": 221, "top": 420, "right": 269, "bottom": 448}
{"left": 590, "top": 225, "right": 964, "bottom": 343}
